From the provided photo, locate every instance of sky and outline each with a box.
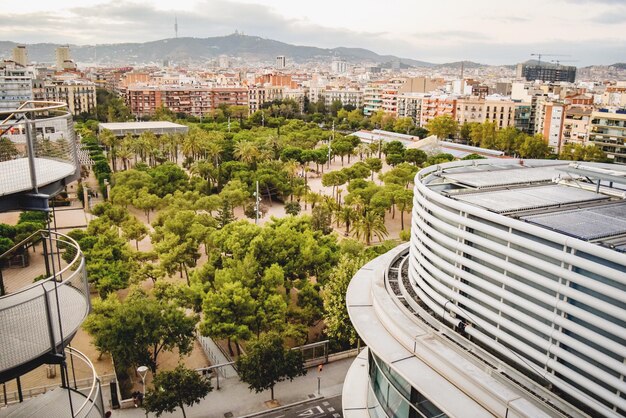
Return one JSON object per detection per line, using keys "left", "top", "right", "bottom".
{"left": 2, "top": 0, "right": 625, "bottom": 65}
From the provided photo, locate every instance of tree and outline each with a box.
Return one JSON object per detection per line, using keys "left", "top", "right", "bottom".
{"left": 133, "top": 189, "right": 161, "bottom": 223}
{"left": 323, "top": 255, "right": 367, "bottom": 346}
{"left": 337, "top": 205, "right": 358, "bottom": 236}
{"left": 284, "top": 201, "right": 301, "bottom": 216}
{"left": 403, "top": 148, "right": 427, "bottom": 166}
{"left": 99, "top": 129, "right": 121, "bottom": 172}
{"left": 425, "top": 115, "right": 458, "bottom": 140}
{"left": 121, "top": 216, "right": 148, "bottom": 250}
{"left": 236, "top": 331, "right": 306, "bottom": 401}
{"left": 201, "top": 281, "right": 255, "bottom": 356}
{"left": 518, "top": 134, "right": 551, "bottom": 159}
{"left": 234, "top": 140, "right": 262, "bottom": 167}
{"left": 216, "top": 199, "right": 236, "bottom": 229}
{"left": 83, "top": 288, "right": 198, "bottom": 372}
{"left": 394, "top": 189, "right": 413, "bottom": 230}
{"left": 365, "top": 157, "right": 383, "bottom": 182}
{"left": 144, "top": 364, "right": 212, "bottom": 418}
{"left": 311, "top": 205, "right": 333, "bottom": 234}
{"left": 393, "top": 117, "right": 413, "bottom": 134}
{"left": 0, "top": 138, "right": 19, "bottom": 161}
{"left": 352, "top": 210, "right": 388, "bottom": 245}
{"left": 559, "top": 143, "right": 607, "bottom": 162}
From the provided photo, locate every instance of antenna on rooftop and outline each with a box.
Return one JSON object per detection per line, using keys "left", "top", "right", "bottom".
{"left": 175, "top": 16, "right": 178, "bottom": 39}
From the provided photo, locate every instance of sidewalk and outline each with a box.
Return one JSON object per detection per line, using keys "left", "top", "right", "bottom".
{"left": 107, "top": 356, "right": 354, "bottom": 418}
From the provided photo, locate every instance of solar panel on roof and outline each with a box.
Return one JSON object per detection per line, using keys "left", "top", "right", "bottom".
{"left": 453, "top": 185, "right": 608, "bottom": 214}
{"left": 442, "top": 166, "right": 565, "bottom": 188}
{"left": 521, "top": 202, "right": 626, "bottom": 241}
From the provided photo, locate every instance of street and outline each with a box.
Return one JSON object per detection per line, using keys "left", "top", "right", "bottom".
{"left": 253, "top": 395, "right": 343, "bottom": 418}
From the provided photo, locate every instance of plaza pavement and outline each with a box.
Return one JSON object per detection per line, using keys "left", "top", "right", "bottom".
{"left": 106, "top": 356, "right": 354, "bottom": 418}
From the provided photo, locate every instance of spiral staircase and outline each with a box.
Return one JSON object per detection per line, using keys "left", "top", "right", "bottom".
{"left": 0, "top": 102, "right": 104, "bottom": 417}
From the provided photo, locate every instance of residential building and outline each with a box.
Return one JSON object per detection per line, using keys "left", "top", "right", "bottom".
{"left": 55, "top": 46, "right": 73, "bottom": 70}
{"left": 45, "top": 80, "right": 97, "bottom": 116}
{"left": 562, "top": 107, "right": 592, "bottom": 145}
{"left": 11, "top": 45, "right": 28, "bottom": 67}
{"left": 0, "top": 64, "right": 33, "bottom": 111}
{"left": 419, "top": 95, "right": 457, "bottom": 126}
{"left": 344, "top": 159, "right": 626, "bottom": 418}
{"left": 536, "top": 100, "right": 565, "bottom": 151}
{"left": 589, "top": 109, "right": 626, "bottom": 164}
{"left": 331, "top": 60, "right": 348, "bottom": 74}
{"left": 320, "top": 86, "right": 362, "bottom": 109}
{"left": 363, "top": 81, "right": 385, "bottom": 115}
{"left": 514, "top": 104, "right": 532, "bottom": 133}
{"left": 396, "top": 93, "right": 424, "bottom": 124}
{"left": 275, "top": 55, "right": 286, "bottom": 69}
{"left": 126, "top": 86, "right": 249, "bottom": 117}
{"left": 381, "top": 79, "right": 405, "bottom": 115}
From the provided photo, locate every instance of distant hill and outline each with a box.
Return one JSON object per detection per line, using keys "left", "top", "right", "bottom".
{"left": 610, "top": 63, "right": 626, "bottom": 70}
{"left": 436, "top": 61, "right": 485, "bottom": 69}
{"left": 0, "top": 34, "right": 435, "bottom": 67}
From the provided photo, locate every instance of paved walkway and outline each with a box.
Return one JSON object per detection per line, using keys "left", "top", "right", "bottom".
{"left": 106, "top": 356, "right": 354, "bottom": 418}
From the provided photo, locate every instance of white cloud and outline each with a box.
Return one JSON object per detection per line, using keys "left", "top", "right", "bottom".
{"left": 0, "top": 0, "right": 624, "bottom": 65}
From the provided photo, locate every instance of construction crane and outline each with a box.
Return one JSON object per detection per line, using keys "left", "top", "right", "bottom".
{"left": 531, "top": 53, "right": 570, "bottom": 66}
{"left": 551, "top": 59, "right": 579, "bottom": 67}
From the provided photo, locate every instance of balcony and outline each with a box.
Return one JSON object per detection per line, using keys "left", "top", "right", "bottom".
{"left": 0, "top": 230, "right": 102, "bottom": 417}
{"left": 0, "top": 347, "right": 104, "bottom": 418}
{"left": 0, "top": 102, "right": 80, "bottom": 212}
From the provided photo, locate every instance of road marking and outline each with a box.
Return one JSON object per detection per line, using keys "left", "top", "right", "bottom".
{"left": 322, "top": 401, "right": 330, "bottom": 406}
{"left": 297, "top": 406, "right": 324, "bottom": 417}
{"left": 327, "top": 407, "right": 335, "bottom": 412}
{"left": 333, "top": 414, "right": 341, "bottom": 418}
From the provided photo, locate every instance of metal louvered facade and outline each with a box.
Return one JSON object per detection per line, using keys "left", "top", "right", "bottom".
{"left": 410, "top": 160, "right": 626, "bottom": 417}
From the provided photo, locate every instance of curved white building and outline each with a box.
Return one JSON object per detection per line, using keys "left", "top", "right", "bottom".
{"left": 343, "top": 159, "right": 626, "bottom": 418}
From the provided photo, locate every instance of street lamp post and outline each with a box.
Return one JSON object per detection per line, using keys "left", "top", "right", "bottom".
{"left": 137, "top": 365, "right": 148, "bottom": 396}
{"left": 137, "top": 366, "right": 149, "bottom": 416}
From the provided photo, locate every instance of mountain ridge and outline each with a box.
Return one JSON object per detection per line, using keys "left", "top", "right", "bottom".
{"left": 0, "top": 34, "right": 436, "bottom": 67}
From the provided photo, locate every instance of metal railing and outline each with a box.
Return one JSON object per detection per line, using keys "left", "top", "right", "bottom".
{"left": 0, "top": 101, "right": 79, "bottom": 200}
{"left": 66, "top": 346, "right": 105, "bottom": 418}
{"left": 0, "top": 230, "right": 89, "bottom": 375}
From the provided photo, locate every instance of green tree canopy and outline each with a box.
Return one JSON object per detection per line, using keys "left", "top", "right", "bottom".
{"left": 144, "top": 364, "right": 212, "bottom": 418}
{"left": 236, "top": 331, "right": 306, "bottom": 401}
{"left": 83, "top": 288, "right": 198, "bottom": 372}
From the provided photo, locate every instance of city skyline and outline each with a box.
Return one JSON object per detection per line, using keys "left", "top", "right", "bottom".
{"left": 2, "top": 0, "right": 626, "bottom": 66}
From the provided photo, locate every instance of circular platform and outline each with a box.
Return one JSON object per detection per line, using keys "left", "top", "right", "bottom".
{"left": 0, "top": 158, "right": 76, "bottom": 197}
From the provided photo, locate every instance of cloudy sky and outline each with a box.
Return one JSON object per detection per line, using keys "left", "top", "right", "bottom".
{"left": 3, "top": 0, "right": 625, "bottom": 65}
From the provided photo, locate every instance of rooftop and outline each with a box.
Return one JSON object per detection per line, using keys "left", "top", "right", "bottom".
{"left": 98, "top": 121, "right": 189, "bottom": 137}
{"left": 426, "top": 160, "right": 626, "bottom": 252}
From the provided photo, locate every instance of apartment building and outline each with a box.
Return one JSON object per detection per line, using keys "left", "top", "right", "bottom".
{"left": 419, "top": 95, "right": 457, "bottom": 126}
{"left": 320, "top": 86, "right": 363, "bottom": 109}
{"left": 248, "top": 85, "right": 284, "bottom": 113}
{"left": 589, "top": 109, "right": 626, "bottom": 164}
{"left": 126, "top": 86, "right": 249, "bottom": 117}
{"left": 0, "top": 65, "right": 33, "bottom": 111}
{"left": 396, "top": 93, "right": 424, "bottom": 124}
{"left": 363, "top": 81, "right": 385, "bottom": 115}
{"left": 562, "top": 107, "right": 592, "bottom": 145}
{"left": 11, "top": 45, "right": 28, "bottom": 67}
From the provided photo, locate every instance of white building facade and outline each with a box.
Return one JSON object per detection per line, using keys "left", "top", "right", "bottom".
{"left": 344, "top": 159, "right": 626, "bottom": 418}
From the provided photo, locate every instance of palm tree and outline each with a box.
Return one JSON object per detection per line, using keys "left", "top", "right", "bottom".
{"left": 183, "top": 131, "right": 203, "bottom": 162}
{"left": 233, "top": 140, "right": 261, "bottom": 167}
{"left": 116, "top": 146, "right": 134, "bottom": 171}
{"left": 203, "top": 133, "right": 224, "bottom": 166}
{"left": 337, "top": 205, "right": 357, "bottom": 236}
{"left": 353, "top": 210, "right": 388, "bottom": 245}
{"left": 99, "top": 129, "right": 121, "bottom": 172}
{"left": 305, "top": 192, "right": 322, "bottom": 209}
{"left": 264, "top": 134, "right": 284, "bottom": 160}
